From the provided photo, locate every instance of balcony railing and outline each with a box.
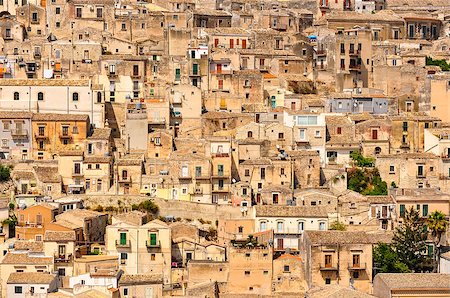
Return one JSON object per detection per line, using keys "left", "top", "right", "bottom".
{"left": 348, "top": 262, "right": 366, "bottom": 270}
{"left": 115, "top": 240, "right": 131, "bottom": 248}
{"left": 11, "top": 129, "right": 28, "bottom": 138}
{"left": 146, "top": 240, "right": 161, "bottom": 248}
{"left": 320, "top": 263, "right": 338, "bottom": 271}
{"left": 54, "top": 254, "right": 73, "bottom": 263}
{"left": 59, "top": 133, "right": 72, "bottom": 139}
{"left": 72, "top": 171, "right": 83, "bottom": 177}
{"left": 35, "top": 133, "right": 48, "bottom": 139}
{"left": 118, "top": 176, "right": 131, "bottom": 183}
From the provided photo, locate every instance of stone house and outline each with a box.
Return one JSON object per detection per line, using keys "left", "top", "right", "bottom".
{"left": 255, "top": 205, "right": 329, "bottom": 252}
{"left": 16, "top": 203, "right": 59, "bottom": 241}
{"left": 0, "top": 111, "right": 32, "bottom": 160}
{"left": 227, "top": 246, "right": 273, "bottom": 296}
{"left": 118, "top": 274, "right": 164, "bottom": 298}
{"left": 115, "top": 154, "right": 143, "bottom": 195}
{"left": 301, "top": 230, "right": 392, "bottom": 294}
{"left": 355, "top": 118, "right": 392, "bottom": 157}
{"left": 376, "top": 153, "right": 440, "bottom": 189}
{"left": 55, "top": 209, "right": 108, "bottom": 243}
{"left": 105, "top": 219, "right": 172, "bottom": 284}
{"left": 272, "top": 254, "right": 307, "bottom": 295}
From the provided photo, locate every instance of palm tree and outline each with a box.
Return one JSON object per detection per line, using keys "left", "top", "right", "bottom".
{"left": 427, "top": 211, "right": 449, "bottom": 272}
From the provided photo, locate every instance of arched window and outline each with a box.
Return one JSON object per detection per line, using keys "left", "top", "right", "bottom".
{"left": 72, "top": 92, "right": 79, "bottom": 101}
{"left": 375, "top": 147, "right": 381, "bottom": 155}
{"left": 37, "top": 92, "right": 44, "bottom": 101}
{"left": 13, "top": 92, "right": 19, "bottom": 101}
{"left": 247, "top": 131, "right": 253, "bottom": 138}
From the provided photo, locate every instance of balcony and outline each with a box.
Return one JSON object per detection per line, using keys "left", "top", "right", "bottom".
{"left": 211, "top": 152, "right": 229, "bottom": 158}
{"left": 212, "top": 185, "right": 230, "bottom": 192}
{"left": 349, "top": 64, "right": 361, "bottom": 71}
{"left": 115, "top": 240, "right": 131, "bottom": 248}
{"left": 118, "top": 176, "right": 131, "bottom": 183}
{"left": 146, "top": 240, "right": 161, "bottom": 248}
{"left": 194, "top": 187, "right": 203, "bottom": 194}
{"left": 441, "top": 154, "right": 450, "bottom": 161}
{"left": 416, "top": 173, "right": 426, "bottom": 179}
{"left": 274, "top": 228, "right": 303, "bottom": 235}
{"left": 179, "top": 174, "right": 192, "bottom": 180}
{"left": 349, "top": 50, "right": 360, "bottom": 56}
{"left": 439, "top": 174, "right": 450, "bottom": 180}
{"left": 348, "top": 262, "right": 366, "bottom": 271}
{"left": 31, "top": 18, "right": 40, "bottom": 24}
{"left": 59, "top": 133, "right": 72, "bottom": 139}
{"left": 211, "top": 171, "right": 229, "bottom": 178}
{"left": 210, "top": 69, "right": 232, "bottom": 75}
{"left": 11, "top": 129, "right": 28, "bottom": 139}
{"left": 320, "top": 263, "right": 338, "bottom": 271}
{"left": 271, "top": 23, "right": 287, "bottom": 31}
{"left": 131, "top": 73, "right": 141, "bottom": 79}
{"left": 400, "top": 142, "right": 410, "bottom": 149}
{"left": 317, "top": 50, "right": 327, "bottom": 56}
{"left": 72, "top": 171, "right": 83, "bottom": 177}
{"left": 54, "top": 254, "right": 73, "bottom": 263}
{"left": 34, "top": 52, "right": 41, "bottom": 59}
{"left": 107, "top": 71, "right": 118, "bottom": 78}
{"left": 34, "top": 132, "right": 48, "bottom": 139}
{"left": 3, "top": 34, "right": 13, "bottom": 40}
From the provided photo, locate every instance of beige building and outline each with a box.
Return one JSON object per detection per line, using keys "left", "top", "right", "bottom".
{"left": 373, "top": 273, "right": 450, "bottom": 298}
{"left": 301, "top": 230, "right": 392, "bottom": 294}
{"left": 105, "top": 219, "right": 172, "bottom": 284}
{"left": 227, "top": 246, "right": 273, "bottom": 296}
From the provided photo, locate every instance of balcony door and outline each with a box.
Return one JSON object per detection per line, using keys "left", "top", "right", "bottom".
{"left": 353, "top": 254, "right": 360, "bottom": 268}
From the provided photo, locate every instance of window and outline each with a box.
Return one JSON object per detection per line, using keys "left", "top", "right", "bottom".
{"left": 72, "top": 92, "right": 79, "bottom": 101}
{"left": 325, "top": 254, "right": 332, "bottom": 266}
{"left": 400, "top": 204, "right": 405, "bottom": 217}
{"left": 151, "top": 253, "right": 156, "bottom": 261}
{"left": 96, "top": 164, "right": 100, "bottom": 169}
{"left": 123, "top": 288, "right": 129, "bottom": 296}
{"left": 149, "top": 233, "right": 157, "bottom": 246}
{"left": 315, "top": 130, "right": 321, "bottom": 138}
{"left": 120, "top": 252, "right": 127, "bottom": 264}
{"left": 96, "top": 7, "right": 103, "bottom": 18}
{"left": 422, "top": 204, "right": 428, "bottom": 217}
{"left": 280, "top": 168, "right": 285, "bottom": 175}
{"left": 15, "top": 286, "right": 23, "bottom": 294}
{"left": 389, "top": 165, "right": 395, "bottom": 173}
{"left": 278, "top": 132, "right": 284, "bottom": 139}
{"left": 76, "top": 7, "right": 82, "bottom": 18}
{"left": 245, "top": 169, "right": 250, "bottom": 177}
{"left": 325, "top": 278, "right": 331, "bottom": 284}
{"left": 120, "top": 232, "right": 127, "bottom": 245}
{"left": 37, "top": 92, "right": 44, "bottom": 101}
{"left": 121, "top": 23, "right": 126, "bottom": 31}
{"left": 244, "top": 271, "right": 250, "bottom": 275}
{"left": 55, "top": 7, "right": 60, "bottom": 14}
{"left": 247, "top": 131, "right": 253, "bottom": 138}
{"left": 417, "top": 165, "right": 424, "bottom": 177}
{"left": 298, "top": 221, "right": 304, "bottom": 232}
{"left": 238, "top": 226, "right": 243, "bottom": 233}
{"left": 260, "top": 168, "right": 265, "bottom": 179}
{"left": 319, "top": 222, "right": 325, "bottom": 230}
{"left": 337, "top": 127, "right": 342, "bottom": 134}
{"left": 14, "top": 92, "right": 19, "bottom": 101}
{"left": 277, "top": 221, "right": 284, "bottom": 232}
{"left": 260, "top": 221, "right": 266, "bottom": 231}
{"left": 299, "top": 129, "right": 306, "bottom": 140}
{"left": 402, "top": 122, "right": 408, "bottom": 132}
{"left": 340, "top": 43, "right": 345, "bottom": 54}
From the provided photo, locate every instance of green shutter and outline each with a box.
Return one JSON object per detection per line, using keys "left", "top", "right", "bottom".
{"left": 120, "top": 233, "right": 127, "bottom": 245}
{"left": 150, "top": 233, "right": 157, "bottom": 246}
{"left": 423, "top": 204, "right": 428, "bottom": 217}
{"left": 218, "top": 165, "right": 224, "bottom": 176}
{"left": 427, "top": 245, "right": 433, "bottom": 257}
{"left": 193, "top": 64, "right": 198, "bottom": 75}
{"left": 175, "top": 69, "right": 181, "bottom": 80}
{"left": 400, "top": 204, "right": 405, "bottom": 217}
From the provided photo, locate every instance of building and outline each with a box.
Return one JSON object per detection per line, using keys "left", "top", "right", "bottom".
{"left": 373, "top": 273, "right": 450, "bottom": 298}
{"left": 7, "top": 272, "right": 58, "bottom": 297}
{"left": 255, "top": 205, "right": 329, "bottom": 252}
{"left": 16, "top": 203, "right": 59, "bottom": 241}
{"left": 301, "top": 230, "right": 392, "bottom": 293}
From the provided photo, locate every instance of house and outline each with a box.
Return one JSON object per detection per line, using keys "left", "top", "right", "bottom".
{"left": 255, "top": 205, "right": 329, "bottom": 252}
{"left": 0, "top": 80, "right": 103, "bottom": 127}
{"left": 16, "top": 203, "right": 59, "bottom": 241}
{"left": 55, "top": 209, "right": 108, "bottom": 243}
{"left": 31, "top": 113, "right": 90, "bottom": 160}
{"left": 7, "top": 272, "right": 58, "bottom": 297}
{"left": 0, "top": 111, "right": 32, "bottom": 160}
{"left": 171, "top": 238, "right": 226, "bottom": 266}
{"left": 227, "top": 246, "right": 273, "bottom": 296}
{"left": 391, "top": 188, "right": 450, "bottom": 218}
{"left": 0, "top": 252, "right": 54, "bottom": 297}
{"left": 373, "top": 273, "right": 450, "bottom": 298}
{"left": 105, "top": 219, "right": 172, "bottom": 284}
{"left": 301, "top": 230, "right": 392, "bottom": 293}
{"left": 118, "top": 274, "right": 164, "bottom": 298}
{"left": 272, "top": 254, "right": 307, "bottom": 294}
{"left": 115, "top": 154, "right": 144, "bottom": 195}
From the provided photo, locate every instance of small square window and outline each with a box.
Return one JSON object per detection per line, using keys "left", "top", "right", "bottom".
{"left": 325, "top": 278, "right": 331, "bottom": 284}
{"left": 244, "top": 271, "right": 250, "bottom": 275}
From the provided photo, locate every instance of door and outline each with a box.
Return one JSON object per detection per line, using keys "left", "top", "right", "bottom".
{"left": 353, "top": 254, "right": 360, "bottom": 268}
{"left": 97, "top": 179, "right": 102, "bottom": 192}
{"left": 277, "top": 238, "right": 283, "bottom": 250}
{"left": 218, "top": 80, "right": 223, "bottom": 90}
{"left": 242, "top": 39, "right": 246, "bottom": 49}
{"left": 291, "top": 102, "right": 296, "bottom": 110}
{"left": 124, "top": 184, "right": 129, "bottom": 194}
{"left": 372, "top": 129, "right": 378, "bottom": 140}
{"left": 325, "top": 255, "right": 332, "bottom": 268}
{"left": 120, "top": 233, "right": 127, "bottom": 245}
{"left": 214, "top": 39, "right": 219, "bottom": 47}
{"left": 216, "top": 64, "right": 222, "bottom": 74}
{"left": 382, "top": 206, "right": 387, "bottom": 218}
{"left": 193, "top": 63, "right": 198, "bottom": 75}
{"left": 229, "top": 39, "right": 234, "bottom": 49}
{"left": 272, "top": 193, "right": 279, "bottom": 204}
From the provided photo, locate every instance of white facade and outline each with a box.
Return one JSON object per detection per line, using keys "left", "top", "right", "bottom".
{"left": 7, "top": 282, "right": 56, "bottom": 298}
{"left": 355, "top": 0, "right": 376, "bottom": 13}
{"left": 0, "top": 80, "right": 104, "bottom": 127}
{"left": 69, "top": 272, "right": 118, "bottom": 289}
{"left": 440, "top": 254, "right": 450, "bottom": 273}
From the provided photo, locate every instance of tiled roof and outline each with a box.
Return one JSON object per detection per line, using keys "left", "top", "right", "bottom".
{"left": 7, "top": 272, "right": 56, "bottom": 284}
{"left": 240, "top": 158, "right": 272, "bottom": 165}
{"left": 14, "top": 240, "right": 44, "bottom": 252}
{"left": 375, "top": 273, "right": 450, "bottom": 290}
{"left": 326, "top": 10, "right": 403, "bottom": 23}
{"left": 255, "top": 205, "right": 329, "bottom": 218}
{"left": 32, "top": 113, "right": 89, "bottom": 122}
{"left": 112, "top": 211, "right": 147, "bottom": 226}
{"left": 34, "top": 166, "right": 61, "bottom": 183}
{"left": 44, "top": 230, "right": 76, "bottom": 242}
{"left": 0, "top": 111, "right": 32, "bottom": 119}
{"left": 84, "top": 156, "right": 111, "bottom": 163}
{"left": 2, "top": 252, "right": 53, "bottom": 264}
{"left": 203, "top": 27, "right": 250, "bottom": 35}
{"left": 58, "top": 150, "right": 84, "bottom": 156}
{"left": 57, "top": 209, "right": 105, "bottom": 220}
{"left": 0, "top": 79, "right": 90, "bottom": 86}
{"left": 89, "top": 128, "right": 111, "bottom": 140}
{"left": 307, "top": 285, "right": 374, "bottom": 298}
{"left": 119, "top": 274, "right": 163, "bottom": 285}
{"left": 304, "top": 231, "right": 393, "bottom": 245}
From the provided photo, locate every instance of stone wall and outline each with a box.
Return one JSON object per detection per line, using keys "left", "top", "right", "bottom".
{"left": 79, "top": 195, "right": 247, "bottom": 223}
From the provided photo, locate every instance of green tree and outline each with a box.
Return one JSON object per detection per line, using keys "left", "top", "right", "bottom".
{"left": 373, "top": 243, "right": 410, "bottom": 274}
{"left": 138, "top": 200, "right": 159, "bottom": 214}
{"left": 350, "top": 151, "right": 374, "bottom": 167}
{"left": 393, "top": 207, "right": 429, "bottom": 272}
{"left": 347, "top": 168, "right": 387, "bottom": 195}
{"left": 329, "top": 221, "right": 346, "bottom": 231}
{"left": 426, "top": 57, "right": 450, "bottom": 71}
{"left": 0, "top": 165, "right": 11, "bottom": 182}
{"left": 427, "top": 211, "right": 449, "bottom": 272}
